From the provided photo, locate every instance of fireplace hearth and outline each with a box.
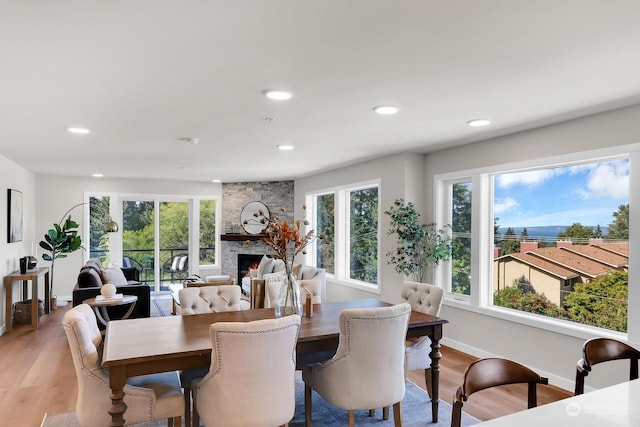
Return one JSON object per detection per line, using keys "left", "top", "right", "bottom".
{"left": 237, "top": 254, "right": 264, "bottom": 284}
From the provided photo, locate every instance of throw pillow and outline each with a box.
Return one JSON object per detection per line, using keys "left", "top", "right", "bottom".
{"left": 102, "top": 267, "right": 128, "bottom": 286}
{"left": 256, "top": 255, "right": 273, "bottom": 279}
{"left": 271, "top": 259, "right": 285, "bottom": 273}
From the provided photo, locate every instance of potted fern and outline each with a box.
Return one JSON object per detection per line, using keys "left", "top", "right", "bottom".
{"left": 385, "top": 199, "right": 452, "bottom": 282}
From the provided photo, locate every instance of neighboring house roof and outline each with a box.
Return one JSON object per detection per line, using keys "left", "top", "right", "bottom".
{"left": 527, "top": 247, "right": 618, "bottom": 278}
{"left": 594, "top": 242, "right": 629, "bottom": 257}
{"left": 503, "top": 252, "right": 580, "bottom": 280}
{"left": 559, "top": 245, "right": 628, "bottom": 268}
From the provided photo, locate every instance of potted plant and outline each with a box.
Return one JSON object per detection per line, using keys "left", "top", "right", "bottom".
{"left": 385, "top": 199, "right": 452, "bottom": 282}
{"left": 39, "top": 206, "right": 83, "bottom": 309}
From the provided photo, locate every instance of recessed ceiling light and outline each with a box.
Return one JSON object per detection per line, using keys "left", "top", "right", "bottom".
{"left": 92, "top": 173, "right": 104, "bottom": 178}
{"left": 264, "top": 90, "right": 293, "bottom": 100}
{"left": 373, "top": 105, "right": 398, "bottom": 115}
{"left": 278, "top": 144, "right": 294, "bottom": 151}
{"left": 211, "top": 179, "right": 221, "bottom": 183}
{"left": 68, "top": 127, "right": 90, "bottom": 134}
{"left": 467, "top": 119, "right": 491, "bottom": 127}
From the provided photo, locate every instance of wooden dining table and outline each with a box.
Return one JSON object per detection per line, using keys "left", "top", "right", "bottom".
{"left": 103, "top": 298, "right": 449, "bottom": 426}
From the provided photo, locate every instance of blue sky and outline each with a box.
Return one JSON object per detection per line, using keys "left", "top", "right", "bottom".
{"left": 494, "top": 158, "right": 629, "bottom": 229}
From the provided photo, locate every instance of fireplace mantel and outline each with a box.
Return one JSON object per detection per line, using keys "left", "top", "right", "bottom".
{"left": 221, "top": 234, "right": 266, "bottom": 242}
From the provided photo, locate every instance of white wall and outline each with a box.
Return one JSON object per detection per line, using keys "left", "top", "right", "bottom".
{"left": 424, "top": 103, "right": 640, "bottom": 391}
{"left": 294, "top": 152, "right": 425, "bottom": 304}
{"left": 0, "top": 155, "right": 36, "bottom": 335}
{"left": 35, "top": 175, "right": 222, "bottom": 301}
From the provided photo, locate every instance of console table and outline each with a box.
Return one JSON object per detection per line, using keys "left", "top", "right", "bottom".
{"left": 3, "top": 267, "right": 50, "bottom": 332}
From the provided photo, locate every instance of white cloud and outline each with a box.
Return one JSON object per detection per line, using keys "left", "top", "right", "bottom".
{"left": 576, "top": 159, "right": 629, "bottom": 200}
{"left": 494, "top": 196, "right": 519, "bottom": 214}
{"left": 496, "top": 169, "right": 562, "bottom": 188}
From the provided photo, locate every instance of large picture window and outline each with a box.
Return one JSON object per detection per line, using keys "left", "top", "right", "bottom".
{"left": 437, "top": 153, "right": 631, "bottom": 334}
{"left": 307, "top": 181, "right": 380, "bottom": 289}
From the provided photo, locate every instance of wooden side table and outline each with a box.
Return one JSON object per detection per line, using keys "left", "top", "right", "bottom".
{"left": 83, "top": 295, "right": 138, "bottom": 327}
{"left": 3, "top": 267, "right": 50, "bottom": 332}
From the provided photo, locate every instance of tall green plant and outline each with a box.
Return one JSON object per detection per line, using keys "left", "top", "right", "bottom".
{"left": 39, "top": 205, "right": 84, "bottom": 299}
{"left": 385, "top": 199, "right": 452, "bottom": 282}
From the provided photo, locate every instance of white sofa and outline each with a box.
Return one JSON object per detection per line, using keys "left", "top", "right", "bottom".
{"left": 241, "top": 258, "right": 326, "bottom": 305}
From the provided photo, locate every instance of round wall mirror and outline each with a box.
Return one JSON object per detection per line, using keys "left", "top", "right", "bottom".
{"left": 240, "top": 201, "right": 270, "bottom": 234}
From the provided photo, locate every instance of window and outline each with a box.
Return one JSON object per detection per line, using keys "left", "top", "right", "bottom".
{"left": 88, "top": 193, "right": 220, "bottom": 291}
{"left": 437, "top": 153, "right": 631, "bottom": 333}
{"left": 314, "top": 193, "right": 334, "bottom": 274}
{"left": 307, "top": 181, "right": 380, "bottom": 289}
{"left": 348, "top": 186, "right": 378, "bottom": 283}
{"left": 451, "top": 182, "right": 472, "bottom": 296}
{"left": 199, "top": 199, "right": 217, "bottom": 265}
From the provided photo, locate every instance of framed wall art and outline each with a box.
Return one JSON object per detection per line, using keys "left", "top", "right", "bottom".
{"left": 7, "top": 188, "right": 23, "bottom": 243}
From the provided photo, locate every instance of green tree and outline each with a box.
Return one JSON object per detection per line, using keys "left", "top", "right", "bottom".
{"left": 519, "top": 227, "right": 529, "bottom": 241}
{"left": 563, "top": 271, "right": 627, "bottom": 332}
{"left": 500, "top": 227, "right": 520, "bottom": 255}
{"left": 493, "top": 277, "right": 565, "bottom": 318}
{"left": 199, "top": 200, "right": 216, "bottom": 264}
{"left": 606, "top": 204, "right": 629, "bottom": 240}
{"left": 557, "top": 222, "right": 594, "bottom": 243}
{"left": 452, "top": 183, "right": 471, "bottom": 294}
{"left": 316, "top": 194, "right": 335, "bottom": 274}
{"left": 349, "top": 187, "right": 378, "bottom": 283}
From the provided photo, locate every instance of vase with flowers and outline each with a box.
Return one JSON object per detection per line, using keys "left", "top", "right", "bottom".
{"left": 249, "top": 205, "right": 323, "bottom": 317}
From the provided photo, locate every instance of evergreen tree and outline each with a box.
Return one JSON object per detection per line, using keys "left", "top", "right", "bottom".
{"left": 500, "top": 227, "right": 520, "bottom": 255}
{"left": 606, "top": 204, "right": 629, "bottom": 240}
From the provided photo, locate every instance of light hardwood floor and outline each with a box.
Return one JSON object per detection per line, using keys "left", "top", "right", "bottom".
{"left": 0, "top": 302, "right": 572, "bottom": 426}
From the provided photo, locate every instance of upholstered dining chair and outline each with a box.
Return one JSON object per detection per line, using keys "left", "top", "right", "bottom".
{"left": 451, "top": 357, "right": 548, "bottom": 427}
{"left": 192, "top": 315, "right": 301, "bottom": 427}
{"left": 575, "top": 337, "right": 640, "bottom": 395}
{"left": 302, "top": 303, "right": 411, "bottom": 427}
{"left": 402, "top": 281, "right": 444, "bottom": 398}
{"left": 62, "top": 304, "right": 184, "bottom": 427}
{"left": 177, "top": 285, "right": 244, "bottom": 426}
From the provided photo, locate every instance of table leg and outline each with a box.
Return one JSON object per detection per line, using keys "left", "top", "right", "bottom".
{"left": 94, "top": 307, "right": 110, "bottom": 327}
{"left": 4, "top": 277, "right": 13, "bottom": 333}
{"left": 44, "top": 271, "right": 51, "bottom": 314}
{"left": 429, "top": 325, "right": 444, "bottom": 423}
{"left": 31, "top": 277, "right": 38, "bottom": 330}
{"left": 108, "top": 366, "right": 127, "bottom": 427}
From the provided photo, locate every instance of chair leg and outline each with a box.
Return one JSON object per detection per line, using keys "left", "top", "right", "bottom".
{"left": 305, "top": 383, "right": 313, "bottom": 427}
{"left": 424, "top": 368, "right": 433, "bottom": 399}
{"left": 451, "top": 400, "right": 463, "bottom": 427}
{"left": 184, "top": 386, "right": 191, "bottom": 427}
{"left": 168, "top": 417, "right": 173, "bottom": 427}
{"left": 192, "top": 387, "right": 200, "bottom": 427}
{"left": 382, "top": 406, "right": 389, "bottom": 420}
{"left": 368, "top": 409, "right": 375, "bottom": 417}
{"left": 348, "top": 410, "right": 355, "bottom": 427}
{"left": 392, "top": 402, "right": 402, "bottom": 427}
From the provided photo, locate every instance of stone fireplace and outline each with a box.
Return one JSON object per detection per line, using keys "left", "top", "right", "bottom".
{"left": 220, "top": 181, "right": 294, "bottom": 283}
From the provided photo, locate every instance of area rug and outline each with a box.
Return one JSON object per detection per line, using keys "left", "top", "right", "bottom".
{"left": 150, "top": 294, "right": 173, "bottom": 317}
{"left": 43, "top": 373, "right": 479, "bottom": 426}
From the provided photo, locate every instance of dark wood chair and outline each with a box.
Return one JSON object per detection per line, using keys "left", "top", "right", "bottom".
{"left": 451, "top": 358, "right": 548, "bottom": 427}
{"left": 575, "top": 337, "right": 640, "bottom": 395}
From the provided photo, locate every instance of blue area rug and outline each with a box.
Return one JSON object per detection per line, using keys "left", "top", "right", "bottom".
{"left": 291, "top": 373, "right": 479, "bottom": 426}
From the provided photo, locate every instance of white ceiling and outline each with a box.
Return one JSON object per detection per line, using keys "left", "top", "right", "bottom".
{"left": 1, "top": 1, "right": 640, "bottom": 183}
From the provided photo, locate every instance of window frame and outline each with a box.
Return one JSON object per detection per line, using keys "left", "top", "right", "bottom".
{"left": 306, "top": 179, "right": 381, "bottom": 293}
{"left": 435, "top": 145, "right": 637, "bottom": 341}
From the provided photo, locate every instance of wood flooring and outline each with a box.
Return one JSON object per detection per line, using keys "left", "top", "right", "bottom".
{"left": 0, "top": 301, "right": 572, "bottom": 426}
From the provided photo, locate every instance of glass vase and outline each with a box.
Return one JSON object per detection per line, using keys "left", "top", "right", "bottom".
{"left": 274, "top": 271, "right": 302, "bottom": 317}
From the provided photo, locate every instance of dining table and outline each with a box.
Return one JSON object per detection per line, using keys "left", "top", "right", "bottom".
{"left": 476, "top": 379, "right": 640, "bottom": 426}
{"left": 102, "top": 298, "right": 449, "bottom": 426}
